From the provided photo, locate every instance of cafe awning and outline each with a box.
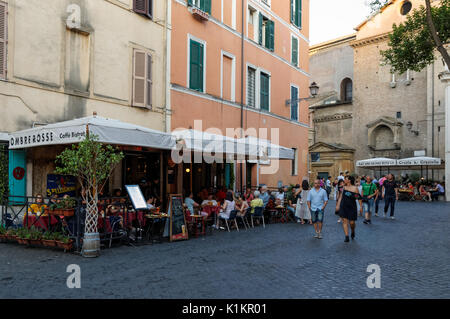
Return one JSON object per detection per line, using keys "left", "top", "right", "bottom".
{"left": 356, "top": 157, "right": 397, "bottom": 167}
{"left": 172, "top": 130, "right": 294, "bottom": 160}
{"left": 396, "top": 157, "right": 442, "bottom": 166}
{"left": 8, "top": 116, "right": 176, "bottom": 150}
{"left": 0, "top": 132, "right": 9, "bottom": 141}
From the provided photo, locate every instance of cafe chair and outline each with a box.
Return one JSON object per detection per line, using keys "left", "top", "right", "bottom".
{"left": 251, "top": 207, "right": 265, "bottom": 229}
{"left": 221, "top": 210, "right": 239, "bottom": 232}
{"left": 236, "top": 209, "right": 250, "bottom": 230}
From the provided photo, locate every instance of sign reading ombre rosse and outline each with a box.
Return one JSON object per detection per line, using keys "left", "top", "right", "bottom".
{"left": 9, "top": 127, "right": 86, "bottom": 149}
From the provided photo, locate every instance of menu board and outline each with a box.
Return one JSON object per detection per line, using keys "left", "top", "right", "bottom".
{"left": 168, "top": 194, "right": 188, "bottom": 242}
{"left": 125, "top": 185, "right": 148, "bottom": 210}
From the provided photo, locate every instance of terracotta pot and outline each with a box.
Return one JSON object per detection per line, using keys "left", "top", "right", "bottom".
{"left": 30, "top": 239, "right": 42, "bottom": 246}
{"left": 42, "top": 239, "right": 57, "bottom": 247}
{"left": 56, "top": 240, "right": 73, "bottom": 251}
{"left": 19, "top": 238, "right": 30, "bottom": 245}
{"left": 63, "top": 209, "right": 75, "bottom": 217}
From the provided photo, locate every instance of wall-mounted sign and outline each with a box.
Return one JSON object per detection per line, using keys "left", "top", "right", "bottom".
{"left": 9, "top": 127, "right": 86, "bottom": 149}
{"left": 46, "top": 174, "right": 76, "bottom": 197}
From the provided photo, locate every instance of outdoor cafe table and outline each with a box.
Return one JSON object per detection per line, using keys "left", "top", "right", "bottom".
{"left": 25, "top": 214, "right": 59, "bottom": 231}
{"left": 190, "top": 215, "right": 206, "bottom": 238}
{"left": 275, "top": 206, "right": 289, "bottom": 223}
{"left": 144, "top": 213, "right": 168, "bottom": 243}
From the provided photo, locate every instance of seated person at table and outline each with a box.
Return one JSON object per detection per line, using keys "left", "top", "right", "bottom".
{"left": 185, "top": 193, "right": 208, "bottom": 219}
{"left": 419, "top": 184, "right": 432, "bottom": 201}
{"left": 235, "top": 194, "right": 249, "bottom": 217}
{"left": 201, "top": 195, "right": 218, "bottom": 207}
{"left": 431, "top": 182, "right": 445, "bottom": 200}
{"left": 215, "top": 187, "right": 227, "bottom": 204}
{"left": 250, "top": 191, "right": 264, "bottom": 214}
{"left": 147, "top": 196, "right": 157, "bottom": 210}
{"left": 215, "top": 191, "right": 235, "bottom": 229}
{"left": 266, "top": 191, "right": 276, "bottom": 210}
{"left": 28, "top": 194, "right": 48, "bottom": 216}
{"left": 48, "top": 194, "right": 58, "bottom": 206}
{"left": 275, "top": 187, "right": 285, "bottom": 207}
{"left": 243, "top": 187, "right": 254, "bottom": 203}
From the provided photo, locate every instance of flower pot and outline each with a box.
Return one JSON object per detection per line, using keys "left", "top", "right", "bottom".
{"left": 56, "top": 240, "right": 73, "bottom": 251}
{"left": 42, "top": 239, "right": 56, "bottom": 247}
{"left": 19, "top": 238, "right": 30, "bottom": 245}
{"left": 30, "top": 239, "right": 42, "bottom": 246}
{"left": 63, "top": 209, "right": 75, "bottom": 217}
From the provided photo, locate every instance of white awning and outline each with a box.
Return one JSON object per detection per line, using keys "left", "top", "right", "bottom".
{"left": 172, "top": 130, "right": 294, "bottom": 160}
{"left": 8, "top": 116, "right": 176, "bottom": 150}
{"left": 356, "top": 157, "right": 397, "bottom": 167}
{"left": 0, "top": 132, "right": 9, "bottom": 141}
{"left": 397, "top": 157, "right": 442, "bottom": 166}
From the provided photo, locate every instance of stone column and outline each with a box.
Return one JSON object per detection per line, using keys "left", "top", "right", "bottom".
{"left": 439, "top": 71, "right": 450, "bottom": 201}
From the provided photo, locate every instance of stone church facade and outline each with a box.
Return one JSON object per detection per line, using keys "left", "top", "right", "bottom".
{"left": 309, "top": 0, "right": 447, "bottom": 180}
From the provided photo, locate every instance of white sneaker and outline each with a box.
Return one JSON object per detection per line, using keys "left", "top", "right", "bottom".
{"left": 297, "top": 219, "right": 301, "bottom": 223}
{"left": 383, "top": 213, "right": 387, "bottom": 218}
{"left": 318, "top": 233, "right": 323, "bottom": 239}
{"left": 390, "top": 216, "right": 395, "bottom": 220}
{"left": 337, "top": 219, "right": 341, "bottom": 223}
{"left": 314, "top": 232, "right": 319, "bottom": 238}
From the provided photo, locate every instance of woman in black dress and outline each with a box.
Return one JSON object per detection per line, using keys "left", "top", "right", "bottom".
{"left": 336, "top": 176, "right": 363, "bottom": 242}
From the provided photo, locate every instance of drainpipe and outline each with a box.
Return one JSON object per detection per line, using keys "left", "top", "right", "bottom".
{"left": 164, "top": 0, "right": 172, "bottom": 133}
{"left": 240, "top": 0, "right": 245, "bottom": 192}
{"left": 431, "top": 61, "right": 435, "bottom": 181}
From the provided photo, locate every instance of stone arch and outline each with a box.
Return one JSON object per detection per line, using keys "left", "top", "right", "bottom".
{"left": 370, "top": 125, "right": 394, "bottom": 150}
{"left": 340, "top": 78, "right": 353, "bottom": 102}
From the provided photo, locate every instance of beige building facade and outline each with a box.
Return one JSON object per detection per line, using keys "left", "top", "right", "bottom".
{"left": 0, "top": 0, "right": 171, "bottom": 195}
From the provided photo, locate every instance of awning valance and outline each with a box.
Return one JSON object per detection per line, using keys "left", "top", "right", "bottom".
{"left": 356, "top": 157, "right": 397, "bottom": 167}
{"left": 8, "top": 116, "right": 176, "bottom": 150}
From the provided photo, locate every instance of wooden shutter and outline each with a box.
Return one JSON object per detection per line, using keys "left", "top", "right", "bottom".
{"left": 291, "top": 86, "right": 298, "bottom": 121}
{"left": 290, "top": 0, "right": 294, "bottom": 24}
{"left": 260, "top": 73, "right": 269, "bottom": 111}
{"left": 147, "top": 0, "right": 153, "bottom": 19}
{"left": 0, "top": 1, "right": 7, "bottom": 79}
{"left": 133, "top": 0, "right": 147, "bottom": 15}
{"left": 297, "top": 0, "right": 302, "bottom": 28}
{"left": 133, "top": 50, "right": 146, "bottom": 107}
{"left": 203, "top": 0, "right": 211, "bottom": 14}
{"left": 247, "top": 67, "right": 256, "bottom": 108}
{"left": 292, "top": 37, "right": 298, "bottom": 66}
{"left": 258, "top": 13, "right": 263, "bottom": 46}
{"left": 266, "top": 20, "right": 274, "bottom": 51}
{"left": 146, "top": 53, "right": 152, "bottom": 108}
{"left": 189, "top": 40, "right": 204, "bottom": 92}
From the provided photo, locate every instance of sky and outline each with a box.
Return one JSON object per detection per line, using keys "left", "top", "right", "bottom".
{"left": 310, "top": 0, "right": 372, "bottom": 45}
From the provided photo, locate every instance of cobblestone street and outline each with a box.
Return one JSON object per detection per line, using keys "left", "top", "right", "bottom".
{"left": 1, "top": 200, "right": 449, "bottom": 299}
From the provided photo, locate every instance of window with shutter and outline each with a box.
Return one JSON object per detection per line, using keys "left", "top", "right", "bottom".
{"left": 0, "top": 1, "right": 7, "bottom": 79}
{"left": 290, "top": 86, "right": 298, "bottom": 121}
{"left": 146, "top": 53, "right": 152, "bottom": 108}
{"left": 291, "top": 36, "right": 298, "bottom": 66}
{"left": 133, "top": 50, "right": 146, "bottom": 107}
{"left": 133, "top": 0, "right": 152, "bottom": 19}
{"left": 291, "top": 0, "right": 302, "bottom": 28}
{"left": 247, "top": 67, "right": 256, "bottom": 108}
{"left": 258, "top": 13, "right": 263, "bottom": 45}
{"left": 260, "top": 72, "right": 270, "bottom": 111}
{"left": 189, "top": 39, "right": 204, "bottom": 92}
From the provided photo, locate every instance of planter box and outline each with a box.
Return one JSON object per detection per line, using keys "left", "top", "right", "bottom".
{"left": 46, "top": 208, "right": 75, "bottom": 217}
{"left": 18, "top": 238, "right": 30, "bottom": 245}
{"left": 56, "top": 240, "right": 74, "bottom": 251}
{"left": 42, "top": 239, "right": 57, "bottom": 247}
{"left": 30, "top": 239, "right": 42, "bottom": 246}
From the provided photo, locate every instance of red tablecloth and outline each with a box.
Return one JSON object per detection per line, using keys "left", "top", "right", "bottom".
{"left": 25, "top": 215, "right": 59, "bottom": 231}
{"left": 119, "top": 211, "right": 145, "bottom": 227}
{"left": 201, "top": 205, "right": 220, "bottom": 217}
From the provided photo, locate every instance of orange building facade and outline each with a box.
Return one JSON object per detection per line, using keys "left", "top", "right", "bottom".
{"left": 170, "top": 0, "right": 311, "bottom": 192}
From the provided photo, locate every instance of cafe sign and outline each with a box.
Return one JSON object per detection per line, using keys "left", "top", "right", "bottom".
{"left": 9, "top": 126, "right": 87, "bottom": 149}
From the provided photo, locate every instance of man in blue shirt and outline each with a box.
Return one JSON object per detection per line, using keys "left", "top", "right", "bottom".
{"left": 259, "top": 185, "right": 270, "bottom": 208}
{"left": 307, "top": 179, "right": 328, "bottom": 239}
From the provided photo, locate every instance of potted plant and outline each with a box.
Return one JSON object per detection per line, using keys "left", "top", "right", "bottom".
{"left": 7, "top": 228, "right": 18, "bottom": 243}
{"left": 56, "top": 234, "right": 73, "bottom": 251}
{"left": 29, "top": 230, "right": 43, "bottom": 246}
{"left": 0, "top": 225, "right": 6, "bottom": 242}
{"left": 42, "top": 231, "right": 57, "bottom": 247}
{"left": 17, "top": 228, "right": 31, "bottom": 245}
{"left": 61, "top": 197, "right": 76, "bottom": 217}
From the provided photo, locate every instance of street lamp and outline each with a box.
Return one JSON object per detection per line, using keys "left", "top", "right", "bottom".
{"left": 285, "top": 82, "right": 320, "bottom": 106}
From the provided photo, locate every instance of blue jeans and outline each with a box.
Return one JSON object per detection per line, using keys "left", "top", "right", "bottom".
{"left": 362, "top": 198, "right": 374, "bottom": 213}
{"left": 311, "top": 209, "right": 324, "bottom": 224}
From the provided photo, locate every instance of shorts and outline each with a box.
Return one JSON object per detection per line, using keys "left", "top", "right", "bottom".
{"left": 311, "top": 209, "right": 324, "bottom": 223}
{"left": 362, "top": 198, "right": 374, "bottom": 213}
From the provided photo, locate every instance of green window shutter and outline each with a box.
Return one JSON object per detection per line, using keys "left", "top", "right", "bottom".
{"left": 203, "top": 0, "right": 211, "bottom": 14}
{"left": 189, "top": 40, "right": 204, "bottom": 92}
{"left": 258, "top": 12, "right": 263, "bottom": 45}
{"left": 269, "top": 20, "right": 274, "bottom": 51}
{"left": 260, "top": 73, "right": 269, "bottom": 111}
{"left": 187, "top": 0, "right": 193, "bottom": 6}
{"left": 297, "top": 0, "right": 302, "bottom": 28}
{"left": 292, "top": 37, "right": 298, "bottom": 66}
{"left": 291, "top": 86, "right": 298, "bottom": 121}
{"left": 290, "top": 0, "right": 294, "bottom": 24}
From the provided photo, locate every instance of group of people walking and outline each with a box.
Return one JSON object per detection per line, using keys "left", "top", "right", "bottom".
{"left": 306, "top": 172, "right": 400, "bottom": 242}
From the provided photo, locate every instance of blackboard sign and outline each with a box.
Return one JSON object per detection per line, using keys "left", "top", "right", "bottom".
{"left": 168, "top": 194, "right": 188, "bottom": 242}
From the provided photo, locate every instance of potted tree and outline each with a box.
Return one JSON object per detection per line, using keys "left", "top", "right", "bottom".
{"left": 55, "top": 133, "right": 123, "bottom": 258}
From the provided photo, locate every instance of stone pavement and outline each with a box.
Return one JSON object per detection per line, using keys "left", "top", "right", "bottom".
{"left": 0, "top": 200, "right": 449, "bottom": 299}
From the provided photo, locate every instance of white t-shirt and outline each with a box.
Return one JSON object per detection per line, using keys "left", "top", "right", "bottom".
{"left": 276, "top": 192, "right": 285, "bottom": 205}
{"left": 337, "top": 176, "right": 345, "bottom": 181}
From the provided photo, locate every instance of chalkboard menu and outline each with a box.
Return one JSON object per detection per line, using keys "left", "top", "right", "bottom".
{"left": 168, "top": 194, "right": 188, "bottom": 242}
